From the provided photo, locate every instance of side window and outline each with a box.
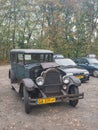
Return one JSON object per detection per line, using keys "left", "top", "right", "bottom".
{"left": 31, "top": 54, "right": 40, "bottom": 62}
{"left": 18, "top": 54, "right": 24, "bottom": 64}
{"left": 78, "top": 59, "right": 84, "bottom": 64}
{"left": 74, "top": 59, "right": 79, "bottom": 64}
{"left": 11, "top": 53, "right": 17, "bottom": 63}
{"left": 24, "top": 54, "right": 31, "bottom": 64}
{"left": 81, "top": 59, "right": 88, "bottom": 64}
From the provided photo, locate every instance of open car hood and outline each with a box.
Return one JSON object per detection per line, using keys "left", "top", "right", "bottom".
{"left": 41, "top": 62, "right": 59, "bottom": 69}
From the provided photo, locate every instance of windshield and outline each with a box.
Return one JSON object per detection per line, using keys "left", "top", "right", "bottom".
{"left": 88, "top": 58, "right": 98, "bottom": 65}
{"left": 55, "top": 58, "right": 76, "bottom": 66}
{"left": 24, "top": 53, "right": 53, "bottom": 64}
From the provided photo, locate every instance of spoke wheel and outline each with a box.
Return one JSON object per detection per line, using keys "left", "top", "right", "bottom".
{"left": 23, "top": 87, "right": 31, "bottom": 114}
{"left": 69, "top": 86, "right": 79, "bottom": 107}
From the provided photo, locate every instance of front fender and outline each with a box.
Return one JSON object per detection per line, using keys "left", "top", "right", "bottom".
{"left": 20, "top": 78, "right": 36, "bottom": 91}
{"left": 68, "top": 76, "right": 81, "bottom": 87}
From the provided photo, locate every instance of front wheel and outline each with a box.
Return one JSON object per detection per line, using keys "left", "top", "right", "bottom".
{"left": 68, "top": 86, "right": 79, "bottom": 107}
{"left": 93, "top": 70, "right": 98, "bottom": 77}
{"left": 23, "top": 87, "right": 31, "bottom": 114}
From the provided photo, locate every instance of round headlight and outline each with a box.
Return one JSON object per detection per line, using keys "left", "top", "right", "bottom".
{"left": 63, "top": 85, "right": 67, "bottom": 90}
{"left": 36, "top": 77, "right": 44, "bottom": 86}
{"left": 84, "top": 71, "right": 89, "bottom": 75}
{"left": 63, "top": 76, "right": 70, "bottom": 84}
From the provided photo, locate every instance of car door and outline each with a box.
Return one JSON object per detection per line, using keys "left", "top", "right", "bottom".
{"left": 77, "top": 58, "right": 92, "bottom": 73}
{"left": 10, "top": 52, "right": 17, "bottom": 77}
{"left": 77, "top": 58, "right": 88, "bottom": 69}
{"left": 16, "top": 53, "right": 25, "bottom": 81}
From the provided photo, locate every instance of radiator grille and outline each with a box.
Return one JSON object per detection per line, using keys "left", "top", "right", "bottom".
{"left": 43, "top": 68, "right": 62, "bottom": 93}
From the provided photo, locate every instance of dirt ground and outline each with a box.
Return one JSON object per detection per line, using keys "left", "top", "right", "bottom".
{"left": 0, "top": 65, "right": 98, "bottom": 130}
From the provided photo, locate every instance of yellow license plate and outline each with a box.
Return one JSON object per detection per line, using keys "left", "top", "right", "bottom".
{"left": 76, "top": 75, "right": 84, "bottom": 79}
{"left": 37, "top": 97, "right": 56, "bottom": 104}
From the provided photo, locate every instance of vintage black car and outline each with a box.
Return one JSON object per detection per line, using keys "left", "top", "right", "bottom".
{"left": 9, "top": 49, "right": 84, "bottom": 114}
{"left": 55, "top": 58, "right": 90, "bottom": 82}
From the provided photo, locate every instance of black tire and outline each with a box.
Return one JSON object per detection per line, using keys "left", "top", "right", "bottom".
{"left": 93, "top": 70, "right": 98, "bottom": 77}
{"left": 23, "top": 87, "right": 31, "bottom": 114}
{"left": 11, "top": 85, "right": 15, "bottom": 91}
{"left": 9, "top": 69, "right": 16, "bottom": 83}
{"left": 69, "top": 86, "right": 79, "bottom": 107}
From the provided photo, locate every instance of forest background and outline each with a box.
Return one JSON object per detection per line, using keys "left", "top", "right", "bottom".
{"left": 0, "top": 0, "right": 98, "bottom": 64}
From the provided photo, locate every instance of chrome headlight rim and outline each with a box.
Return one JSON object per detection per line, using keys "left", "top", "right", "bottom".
{"left": 63, "top": 75, "right": 70, "bottom": 84}
{"left": 63, "top": 85, "right": 67, "bottom": 90}
{"left": 36, "top": 76, "right": 44, "bottom": 86}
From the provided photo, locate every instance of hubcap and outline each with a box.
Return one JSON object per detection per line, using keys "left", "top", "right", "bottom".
{"left": 93, "top": 70, "right": 98, "bottom": 77}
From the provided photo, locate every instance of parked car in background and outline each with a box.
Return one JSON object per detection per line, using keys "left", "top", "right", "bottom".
{"left": 9, "top": 49, "right": 84, "bottom": 114}
{"left": 53, "top": 54, "right": 64, "bottom": 59}
{"left": 86, "top": 54, "right": 97, "bottom": 58}
{"left": 55, "top": 58, "right": 90, "bottom": 82}
{"left": 74, "top": 57, "right": 98, "bottom": 77}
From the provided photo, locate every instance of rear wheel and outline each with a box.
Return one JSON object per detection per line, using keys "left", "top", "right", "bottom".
{"left": 69, "top": 86, "right": 79, "bottom": 107}
{"left": 23, "top": 87, "right": 31, "bottom": 114}
{"left": 9, "top": 69, "right": 16, "bottom": 83}
{"left": 93, "top": 70, "right": 98, "bottom": 77}
{"left": 9, "top": 70, "right": 15, "bottom": 90}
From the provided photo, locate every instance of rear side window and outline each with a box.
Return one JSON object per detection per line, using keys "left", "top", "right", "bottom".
{"left": 11, "top": 53, "right": 17, "bottom": 63}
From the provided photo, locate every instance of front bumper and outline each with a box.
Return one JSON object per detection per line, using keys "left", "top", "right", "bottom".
{"left": 80, "top": 75, "right": 90, "bottom": 82}
{"left": 76, "top": 74, "right": 90, "bottom": 82}
{"left": 28, "top": 92, "right": 84, "bottom": 105}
